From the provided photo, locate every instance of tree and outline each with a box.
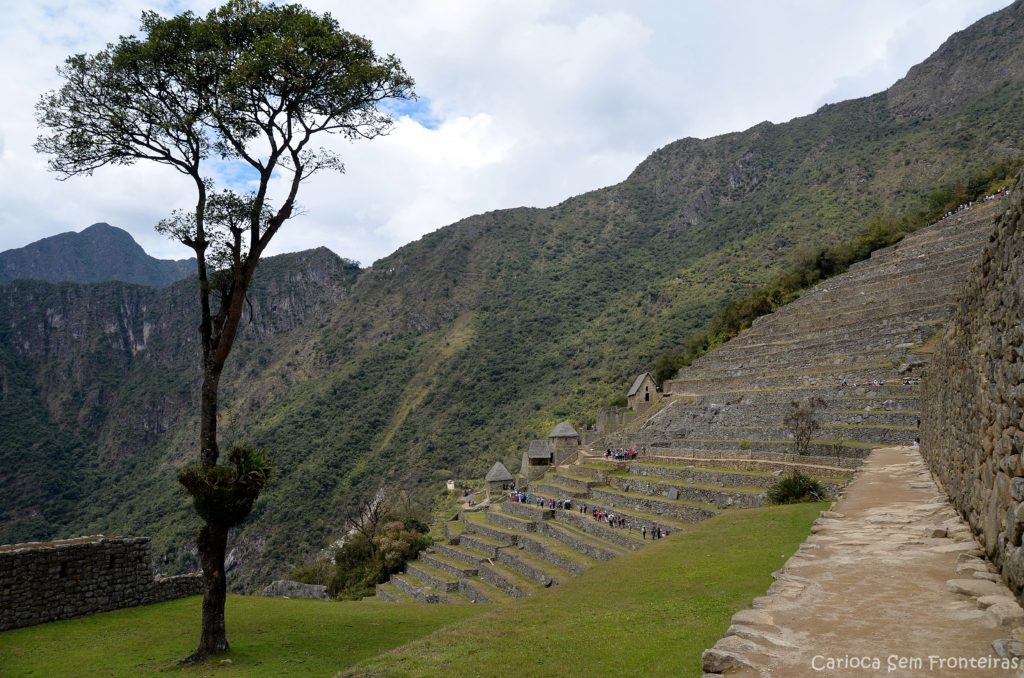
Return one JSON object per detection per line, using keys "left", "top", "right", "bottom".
{"left": 783, "top": 397, "right": 826, "bottom": 456}
{"left": 35, "top": 0, "right": 413, "bottom": 662}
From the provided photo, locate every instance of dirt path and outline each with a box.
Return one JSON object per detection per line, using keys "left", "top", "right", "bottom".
{"left": 703, "top": 446, "right": 1024, "bottom": 677}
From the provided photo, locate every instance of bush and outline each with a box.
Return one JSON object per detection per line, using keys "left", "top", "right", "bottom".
{"left": 767, "top": 471, "right": 826, "bottom": 504}
{"left": 325, "top": 514, "right": 432, "bottom": 599}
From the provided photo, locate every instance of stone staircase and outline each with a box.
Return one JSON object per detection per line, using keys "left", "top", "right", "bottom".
{"left": 375, "top": 199, "right": 1003, "bottom": 605}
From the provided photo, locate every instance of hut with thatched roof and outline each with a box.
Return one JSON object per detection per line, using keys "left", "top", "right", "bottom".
{"left": 548, "top": 421, "right": 580, "bottom": 464}
{"left": 485, "top": 461, "right": 515, "bottom": 498}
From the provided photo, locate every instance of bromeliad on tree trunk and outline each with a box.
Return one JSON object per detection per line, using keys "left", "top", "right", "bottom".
{"left": 35, "top": 0, "right": 414, "bottom": 662}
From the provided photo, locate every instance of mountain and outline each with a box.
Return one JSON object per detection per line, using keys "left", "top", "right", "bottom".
{"left": 0, "top": 223, "right": 194, "bottom": 288}
{"left": 2, "top": 1, "right": 1023, "bottom": 588}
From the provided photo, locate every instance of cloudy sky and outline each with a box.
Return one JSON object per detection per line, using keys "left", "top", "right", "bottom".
{"left": 0, "top": 0, "right": 1011, "bottom": 266}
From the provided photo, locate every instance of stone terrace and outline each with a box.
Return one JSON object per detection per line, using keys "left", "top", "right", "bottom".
{"left": 376, "top": 457, "right": 842, "bottom": 604}
{"left": 628, "top": 200, "right": 1003, "bottom": 464}
{"left": 375, "top": 200, "right": 1003, "bottom": 605}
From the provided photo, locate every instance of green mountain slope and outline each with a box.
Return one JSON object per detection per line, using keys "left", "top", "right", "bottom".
{"left": 2, "top": 0, "right": 1024, "bottom": 588}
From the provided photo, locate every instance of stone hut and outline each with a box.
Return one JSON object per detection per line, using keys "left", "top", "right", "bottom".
{"left": 485, "top": 461, "right": 515, "bottom": 498}
{"left": 548, "top": 421, "right": 580, "bottom": 464}
{"left": 521, "top": 439, "right": 555, "bottom": 480}
{"left": 627, "top": 372, "right": 658, "bottom": 409}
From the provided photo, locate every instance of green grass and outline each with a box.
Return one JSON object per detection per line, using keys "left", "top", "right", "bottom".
{"left": 0, "top": 595, "right": 480, "bottom": 677}
{"left": 350, "top": 501, "right": 825, "bottom": 677}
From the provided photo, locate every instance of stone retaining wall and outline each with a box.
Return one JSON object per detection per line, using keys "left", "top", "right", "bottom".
{"left": 552, "top": 511, "right": 642, "bottom": 551}
{"left": 534, "top": 522, "right": 618, "bottom": 561}
{"left": 608, "top": 476, "right": 765, "bottom": 509}
{"left": 0, "top": 536, "right": 202, "bottom": 631}
{"left": 496, "top": 550, "right": 554, "bottom": 585}
{"left": 922, "top": 172, "right": 1024, "bottom": 599}
{"left": 589, "top": 488, "right": 718, "bottom": 522}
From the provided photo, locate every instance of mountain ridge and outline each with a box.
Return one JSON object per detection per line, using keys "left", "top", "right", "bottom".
{"left": 0, "top": 223, "right": 195, "bottom": 288}
{"left": 2, "top": 0, "right": 1023, "bottom": 588}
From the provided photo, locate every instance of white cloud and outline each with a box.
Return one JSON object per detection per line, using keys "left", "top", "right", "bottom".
{"left": 0, "top": 0, "right": 1011, "bottom": 265}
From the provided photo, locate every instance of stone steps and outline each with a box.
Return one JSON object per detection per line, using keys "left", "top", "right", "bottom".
{"left": 495, "top": 546, "right": 567, "bottom": 586}
{"left": 638, "top": 437, "right": 872, "bottom": 460}
{"left": 530, "top": 482, "right": 589, "bottom": 499}
{"left": 573, "top": 495, "right": 691, "bottom": 536}
{"left": 606, "top": 474, "right": 766, "bottom": 509}
{"left": 649, "top": 422, "right": 916, "bottom": 446}
{"left": 546, "top": 472, "right": 603, "bottom": 493}
{"left": 390, "top": 573, "right": 443, "bottom": 604}
{"left": 641, "top": 454, "right": 855, "bottom": 479}
{"left": 456, "top": 572, "right": 514, "bottom": 604}
{"left": 588, "top": 486, "right": 719, "bottom": 523}
{"left": 404, "top": 561, "right": 460, "bottom": 593}
{"left": 625, "top": 461, "right": 812, "bottom": 488}
{"left": 433, "top": 542, "right": 537, "bottom": 597}
{"left": 419, "top": 550, "right": 478, "bottom": 578}
{"left": 374, "top": 581, "right": 414, "bottom": 603}
{"left": 502, "top": 498, "right": 644, "bottom": 550}
{"left": 462, "top": 511, "right": 595, "bottom": 575}
{"left": 533, "top": 515, "right": 629, "bottom": 561}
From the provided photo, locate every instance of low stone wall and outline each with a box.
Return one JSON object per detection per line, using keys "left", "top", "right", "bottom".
{"left": 513, "top": 533, "right": 587, "bottom": 574}
{"left": 485, "top": 511, "right": 536, "bottom": 533}
{"left": 553, "top": 511, "right": 641, "bottom": 551}
{"left": 589, "top": 488, "right": 718, "bottom": 522}
{"left": 496, "top": 550, "right": 554, "bottom": 585}
{"left": 608, "top": 476, "right": 765, "bottom": 509}
{"left": 534, "top": 522, "right": 618, "bottom": 561}
{"left": 476, "top": 562, "right": 530, "bottom": 598}
{"left": 922, "top": 172, "right": 1024, "bottom": 599}
{"left": 0, "top": 536, "right": 202, "bottom": 631}
{"left": 628, "top": 463, "right": 778, "bottom": 487}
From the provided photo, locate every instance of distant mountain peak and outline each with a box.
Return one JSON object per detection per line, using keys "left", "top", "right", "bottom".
{"left": 0, "top": 223, "right": 195, "bottom": 288}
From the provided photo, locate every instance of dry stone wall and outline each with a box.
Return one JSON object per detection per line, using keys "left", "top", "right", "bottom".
{"left": 0, "top": 536, "right": 202, "bottom": 631}
{"left": 922, "top": 172, "right": 1024, "bottom": 599}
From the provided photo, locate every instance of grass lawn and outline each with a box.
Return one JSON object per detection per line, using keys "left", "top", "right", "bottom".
{"left": 0, "top": 501, "right": 823, "bottom": 677}
{"left": 0, "top": 595, "right": 480, "bottom": 677}
{"left": 350, "top": 501, "right": 825, "bottom": 677}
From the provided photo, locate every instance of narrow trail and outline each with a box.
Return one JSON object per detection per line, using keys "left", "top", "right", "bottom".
{"left": 704, "top": 446, "right": 1024, "bottom": 677}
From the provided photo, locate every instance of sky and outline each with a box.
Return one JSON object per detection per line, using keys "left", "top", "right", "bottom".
{"left": 0, "top": 0, "right": 1012, "bottom": 266}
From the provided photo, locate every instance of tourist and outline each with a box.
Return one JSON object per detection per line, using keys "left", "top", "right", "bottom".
{"left": 642, "top": 525, "right": 647, "bottom": 540}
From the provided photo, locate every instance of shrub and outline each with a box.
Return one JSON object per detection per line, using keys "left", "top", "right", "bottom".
{"left": 783, "top": 397, "right": 826, "bottom": 455}
{"left": 767, "top": 471, "right": 826, "bottom": 504}
{"left": 739, "top": 439, "right": 751, "bottom": 450}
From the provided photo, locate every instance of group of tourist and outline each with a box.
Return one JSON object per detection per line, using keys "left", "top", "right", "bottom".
{"left": 509, "top": 491, "right": 573, "bottom": 511}
{"left": 942, "top": 187, "right": 1008, "bottom": 219}
{"left": 605, "top": 448, "right": 638, "bottom": 460}
{"left": 582, "top": 504, "right": 667, "bottom": 540}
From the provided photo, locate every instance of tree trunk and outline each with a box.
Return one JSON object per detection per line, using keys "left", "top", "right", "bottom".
{"left": 199, "top": 367, "right": 221, "bottom": 467}
{"left": 185, "top": 522, "right": 230, "bottom": 662}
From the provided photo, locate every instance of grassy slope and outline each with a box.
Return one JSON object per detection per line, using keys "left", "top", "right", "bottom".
{"left": 354, "top": 502, "right": 825, "bottom": 677}
{"left": 0, "top": 502, "right": 822, "bottom": 677}
{"left": 0, "top": 596, "right": 480, "bottom": 677}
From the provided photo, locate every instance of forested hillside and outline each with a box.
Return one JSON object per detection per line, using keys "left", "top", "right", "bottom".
{"left": 2, "top": 0, "right": 1023, "bottom": 588}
